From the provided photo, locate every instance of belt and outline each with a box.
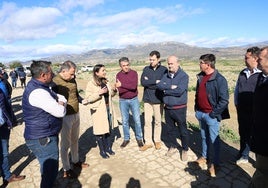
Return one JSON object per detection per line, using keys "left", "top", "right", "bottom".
{"left": 165, "top": 104, "right": 187, "bottom": 109}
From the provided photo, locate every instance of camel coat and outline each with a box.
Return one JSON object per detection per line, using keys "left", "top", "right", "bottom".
{"left": 85, "top": 79, "right": 118, "bottom": 135}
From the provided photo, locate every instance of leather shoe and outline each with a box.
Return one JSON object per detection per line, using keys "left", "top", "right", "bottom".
{"left": 120, "top": 140, "right": 130, "bottom": 148}
{"left": 7, "top": 174, "right": 26, "bottom": 183}
{"left": 73, "top": 161, "right": 89, "bottom": 168}
{"left": 63, "top": 169, "right": 77, "bottom": 178}
{"left": 139, "top": 144, "right": 153, "bottom": 151}
{"left": 137, "top": 140, "right": 144, "bottom": 147}
{"left": 155, "top": 142, "right": 161, "bottom": 150}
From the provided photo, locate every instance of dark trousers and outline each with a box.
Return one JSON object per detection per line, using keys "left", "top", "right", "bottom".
{"left": 237, "top": 110, "right": 252, "bottom": 159}
{"left": 164, "top": 107, "right": 189, "bottom": 151}
{"left": 20, "top": 78, "right": 26, "bottom": 88}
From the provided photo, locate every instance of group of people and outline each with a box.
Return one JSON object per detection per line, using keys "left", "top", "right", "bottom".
{"left": 83, "top": 51, "right": 229, "bottom": 179}
{"left": 9, "top": 68, "right": 27, "bottom": 88}
{"left": 1, "top": 47, "right": 268, "bottom": 187}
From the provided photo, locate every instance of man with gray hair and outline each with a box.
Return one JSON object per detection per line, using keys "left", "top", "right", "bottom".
{"left": 52, "top": 60, "right": 89, "bottom": 179}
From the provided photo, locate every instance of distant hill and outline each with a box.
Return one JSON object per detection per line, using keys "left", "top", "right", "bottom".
{"left": 41, "top": 41, "right": 268, "bottom": 65}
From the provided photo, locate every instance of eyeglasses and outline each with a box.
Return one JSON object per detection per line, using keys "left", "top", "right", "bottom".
{"left": 199, "top": 61, "right": 206, "bottom": 64}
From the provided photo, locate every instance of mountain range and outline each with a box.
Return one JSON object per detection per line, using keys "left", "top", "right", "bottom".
{"left": 41, "top": 41, "right": 268, "bottom": 65}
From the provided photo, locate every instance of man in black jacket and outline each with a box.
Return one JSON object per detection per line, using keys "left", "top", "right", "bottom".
{"left": 249, "top": 46, "right": 268, "bottom": 188}
{"left": 234, "top": 47, "right": 261, "bottom": 165}
{"left": 140, "top": 51, "right": 167, "bottom": 151}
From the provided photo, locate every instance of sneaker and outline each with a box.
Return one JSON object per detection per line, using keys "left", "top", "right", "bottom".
{"left": 236, "top": 157, "right": 249, "bottom": 165}
{"left": 181, "top": 150, "right": 188, "bottom": 161}
{"left": 165, "top": 147, "right": 177, "bottom": 157}
{"left": 155, "top": 142, "right": 161, "bottom": 150}
{"left": 137, "top": 140, "right": 144, "bottom": 147}
{"left": 208, "top": 164, "right": 216, "bottom": 177}
{"left": 139, "top": 144, "right": 153, "bottom": 151}
{"left": 120, "top": 140, "right": 130, "bottom": 148}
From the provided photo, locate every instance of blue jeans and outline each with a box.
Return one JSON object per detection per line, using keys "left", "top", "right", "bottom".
{"left": 0, "top": 136, "right": 12, "bottom": 182}
{"left": 195, "top": 111, "right": 220, "bottom": 165}
{"left": 119, "top": 97, "right": 143, "bottom": 141}
{"left": 11, "top": 78, "right": 17, "bottom": 88}
{"left": 26, "top": 136, "right": 59, "bottom": 188}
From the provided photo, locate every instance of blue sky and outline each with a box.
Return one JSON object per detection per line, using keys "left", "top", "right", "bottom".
{"left": 0, "top": 0, "right": 267, "bottom": 62}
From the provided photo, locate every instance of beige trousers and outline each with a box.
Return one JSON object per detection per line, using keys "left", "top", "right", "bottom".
{"left": 60, "top": 113, "right": 80, "bottom": 171}
{"left": 143, "top": 103, "right": 163, "bottom": 145}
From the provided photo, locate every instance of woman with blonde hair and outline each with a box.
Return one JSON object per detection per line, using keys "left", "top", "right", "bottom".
{"left": 83, "top": 64, "right": 118, "bottom": 159}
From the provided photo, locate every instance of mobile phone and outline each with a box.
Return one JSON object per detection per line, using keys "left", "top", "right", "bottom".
{"left": 39, "top": 137, "right": 51, "bottom": 146}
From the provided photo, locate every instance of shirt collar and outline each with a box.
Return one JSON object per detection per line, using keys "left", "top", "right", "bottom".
{"left": 243, "top": 67, "right": 261, "bottom": 78}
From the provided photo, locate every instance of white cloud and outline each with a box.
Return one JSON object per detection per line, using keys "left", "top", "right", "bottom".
{"left": 0, "top": 2, "right": 64, "bottom": 42}
{"left": 57, "top": 0, "right": 104, "bottom": 12}
{"left": 0, "top": 43, "right": 85, "bottom": 61}
{"left": 70, "top": 4, "right": 204, "bottom": 50}
{"left": 79, "top": 5, "right": 203, "bottom": 28}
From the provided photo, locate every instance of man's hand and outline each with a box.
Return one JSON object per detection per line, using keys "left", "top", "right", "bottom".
{"left": 115, "top": 79, "right": 121, "bottom": 88}
{"left": 57, "top": 94, "right": 67, "bottom": 106}
{"left": 82, "top": 99, "right": 89, "bottom": 105}
{"left": 58, "top": 101, "right": 65, "bottom": 106}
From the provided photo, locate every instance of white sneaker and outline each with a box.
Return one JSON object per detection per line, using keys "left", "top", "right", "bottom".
{"left": 236, "top": 157, "right": 248, "bottom": 165}
{"left": 165, "top": 147, "right": 177, "bottom": 157}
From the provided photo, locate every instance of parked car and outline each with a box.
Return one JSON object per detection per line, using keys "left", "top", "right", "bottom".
{"left": 81, "top": 65, "right": 93, "bottom": 72}
{"left": 24, "top": 66, "right": 31, "bottom": 76}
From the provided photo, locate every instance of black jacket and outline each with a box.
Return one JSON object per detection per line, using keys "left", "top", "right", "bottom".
{"left": 250, "top": 74, "right": 268, "bottom": 156}
{"left": 141, "top": 63, "right": 167, "bottom": 104}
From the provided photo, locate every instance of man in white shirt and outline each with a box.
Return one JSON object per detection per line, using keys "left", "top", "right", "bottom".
{"left": 22, "top": 60, "right": 67, "bottom": 188}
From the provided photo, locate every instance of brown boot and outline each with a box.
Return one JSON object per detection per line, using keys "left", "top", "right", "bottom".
{"left": 139, "top": 144, "right": 153, "bottom": 151}
{"left": 154, "top": 142, "right": 162, "bottom": 150}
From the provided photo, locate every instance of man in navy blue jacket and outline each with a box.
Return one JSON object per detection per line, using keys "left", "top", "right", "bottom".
{"left": 194, "top": 54, "right": 229, "bottom": 177}
{"left": 22, "top": 60, "right": 66, "bottom": 188}
{"left": 140, "top": 51, "right": 167, "bottom": 151}
{"left": 157, "top": 55, "right": 189, "bottom": 161}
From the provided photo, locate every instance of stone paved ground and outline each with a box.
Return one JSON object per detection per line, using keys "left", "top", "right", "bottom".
{"left": 1, "top": 87, "right": 255, "bottom": 188}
